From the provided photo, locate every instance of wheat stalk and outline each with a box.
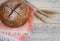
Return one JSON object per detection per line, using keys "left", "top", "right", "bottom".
{"left": 24, "top": 0, "right": 58, "bottom": 23}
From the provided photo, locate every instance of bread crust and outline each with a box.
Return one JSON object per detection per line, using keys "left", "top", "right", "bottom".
{"left": 0, "top": 0, "right": 31, "bottom": 27}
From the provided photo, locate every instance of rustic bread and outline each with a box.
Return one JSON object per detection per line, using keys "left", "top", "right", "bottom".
{"left": 0, "top": 0, "right": 31, "bottom": 27}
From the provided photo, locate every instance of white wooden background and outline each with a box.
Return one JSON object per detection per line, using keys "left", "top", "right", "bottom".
{"left": 0, "top": 0, "right": 60, "bottom": 41}
{"left": 26, "top": 0, "right": 60, "bottom": 41}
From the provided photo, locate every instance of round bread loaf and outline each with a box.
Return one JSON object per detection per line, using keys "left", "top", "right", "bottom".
{"left": 0, "top": 0, "right": 31, "bottom": 27}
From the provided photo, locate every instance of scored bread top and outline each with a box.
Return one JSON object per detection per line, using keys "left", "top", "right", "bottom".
{"left": 0, "top": 0, "right": 31, "bottom": 27}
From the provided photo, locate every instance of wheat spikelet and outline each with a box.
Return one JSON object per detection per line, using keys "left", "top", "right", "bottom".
{"left": 24, "top": 0, "right": 58, "bottom": 23}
